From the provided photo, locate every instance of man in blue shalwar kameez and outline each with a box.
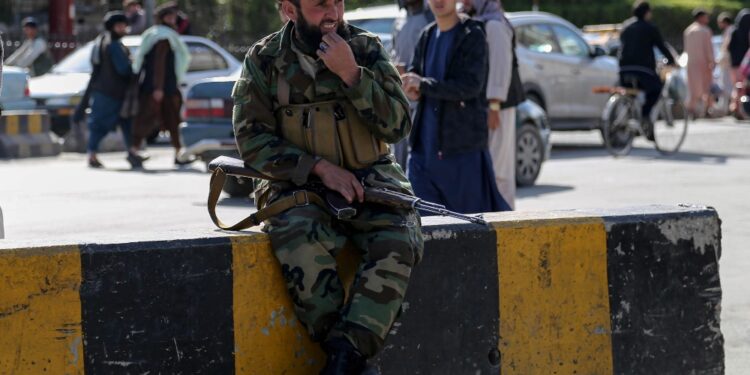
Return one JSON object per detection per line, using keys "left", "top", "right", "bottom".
{"left": 402, "top": 0, "right": 510, "bottom": 214}
{"left": 85, "top": 12, "right": 140, "bottom": 168}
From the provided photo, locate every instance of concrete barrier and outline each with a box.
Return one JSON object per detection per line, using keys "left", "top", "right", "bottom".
{"left": 0, "top": 110, "right": 61, "bottom": 159}
{"left": 0, "top": 205, "right": 723, "bottom": 374}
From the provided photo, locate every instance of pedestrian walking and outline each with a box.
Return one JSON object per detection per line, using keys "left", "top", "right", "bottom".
{"left": 717, "top": 12, "right": 735, "bottom": 98}
{"left": 390, "top": 0, "right": 434, "bottom": 170}
{"left": 124, "top": 0, "right": 147, "bottom": 35}
{"left": 83, "top": 12, "right": 143, "bottom": 169}
{"left": 618, "top": 1, "right": 677, "bottom": 140}
{"left": 729, "top": 9, "right": 750, "bottom": 117}
{"left": 4, "top": 17, "right": 53, "bottom": 77}
{"left": 461, "top": 0, "right": 524, "bottom": 209}
{"left": 232, "top": 0, "right": 424, "bottom": 372}
{"left": 684, "top": 8, "right": 715, "bottom": 117}
{"left": 403, "top": 0, "right": 510, "bottom": 214}
{"left": 130, "top": 2, "right": 191, "bottom": 166}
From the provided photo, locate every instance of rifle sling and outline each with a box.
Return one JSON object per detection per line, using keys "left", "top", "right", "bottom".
{"left": 208, "top": 168, "right": 327, "bottom": 231}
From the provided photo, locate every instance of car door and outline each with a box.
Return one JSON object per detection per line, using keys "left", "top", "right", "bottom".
{"left": 515, "top": 23, "right": 568, "bottom": 119}
{"left": 548, "top": 23, "right": 595, "bottom": 119}
{"left": 551, "top": 23, "right": 619, "bottom": 121}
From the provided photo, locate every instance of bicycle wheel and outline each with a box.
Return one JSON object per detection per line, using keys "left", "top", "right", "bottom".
{"left": 652, "top": 96, "right": 688, "bottom": 155}
{"left": 602, "top": 95, "right": 637, "bottom": 157}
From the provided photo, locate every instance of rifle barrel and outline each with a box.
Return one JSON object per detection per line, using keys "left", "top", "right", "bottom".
{"left": 416, "top": 204, "right": 487, "bottom": 225}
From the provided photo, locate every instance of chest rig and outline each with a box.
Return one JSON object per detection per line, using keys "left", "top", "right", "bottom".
{"left": 274, "top": 72, "right": 389, "bottom": 170}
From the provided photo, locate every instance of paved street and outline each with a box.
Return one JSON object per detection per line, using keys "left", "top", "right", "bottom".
{"left": 1, "top": 117, "right": 748, "bottom": 373}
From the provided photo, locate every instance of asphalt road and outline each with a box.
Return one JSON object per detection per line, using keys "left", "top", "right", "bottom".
{"left": 0, "top": 117, "right": 748, "bottom": 373}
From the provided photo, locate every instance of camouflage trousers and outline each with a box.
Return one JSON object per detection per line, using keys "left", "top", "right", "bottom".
{"left": 263, "top": 194, "right": 424, "bottom": 358}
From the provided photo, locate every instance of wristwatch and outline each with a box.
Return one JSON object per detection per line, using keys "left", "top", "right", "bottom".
{"left": 489, "top": 102, "right": 501, "bottom": 112}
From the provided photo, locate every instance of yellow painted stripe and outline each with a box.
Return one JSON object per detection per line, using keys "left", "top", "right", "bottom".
{"left": 0, "top": 246, "right": 84, "bottom": 374}
{"left": 494, "top": 218, "right": 613, "bottom": 374}
{"left": 5, "top": 116, "right": 19, "bottom": 136}
{"left": 231, "top": 236, "right": 325, "bottom": 374}
{"left": 28, "top": 115, "right": 42, "bottom": 134}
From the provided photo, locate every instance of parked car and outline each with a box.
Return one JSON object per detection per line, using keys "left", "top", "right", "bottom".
{"left": 508, "top": 12, "right": 620, "bottom": 131}
{"left": 178, "top": 74, "right": 551, "bottom": 192}
{"left": 344, "top": 4, "right": 406, "bottom": 52}
{"left": 0, "top": 66, "right": 36, "bottom": 112}
{"left": 28, "top": 35, "right": 241, "bottom": 138}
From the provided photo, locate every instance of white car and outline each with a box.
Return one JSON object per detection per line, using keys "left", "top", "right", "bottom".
{"left": 29, "top": 35, "right": 240, "bottom": 137}
{"left": 345, "top": 4, "right": 406, "bottom": 52}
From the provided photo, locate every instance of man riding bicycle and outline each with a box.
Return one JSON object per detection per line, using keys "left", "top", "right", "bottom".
{"left": 618, "top": 1, "right": 677, "bottom": 140}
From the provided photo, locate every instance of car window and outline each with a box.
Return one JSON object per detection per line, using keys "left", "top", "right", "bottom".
{"left": 52, "top": 43, "right": 94, "bottom": 73}
{"left": 187, "top": 42, "right": 228, "bottom": 72}
{"left": 518, "top": 24, "right": 559, "bottom": 54}
{"left": 551, "top": 25, "right": 590, "bottom": 58}
{"left": 348, "top": 18, "right": 396, "bottom": 35}
{"left": 52, "top": 43, "right": 139, "bottom": 74}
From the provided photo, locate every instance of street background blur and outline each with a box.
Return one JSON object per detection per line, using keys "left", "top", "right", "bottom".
{"left": 1, "top": 0, "right": 744, "bottom": 62}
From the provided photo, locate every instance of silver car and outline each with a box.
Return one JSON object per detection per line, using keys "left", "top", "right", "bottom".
{"left": 0, "top": 66, "right": 36, "bottom": 112}
{"left": 345, "top": 4, "right": 406, "bottom": 52}
{"left": 508, "top": 12, "right": 619, "bottom": 131}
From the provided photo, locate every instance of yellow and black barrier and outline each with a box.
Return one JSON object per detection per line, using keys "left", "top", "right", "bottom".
{"left": 0, "top": 110, "right": 60, "bottom": 159}
{"left": 0, "top": 205, "right": 723, "bottom": 374}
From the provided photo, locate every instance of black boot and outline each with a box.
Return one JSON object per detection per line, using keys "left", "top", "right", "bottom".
{"left": 319, "top": 337, "right": 367, "bottom": 375}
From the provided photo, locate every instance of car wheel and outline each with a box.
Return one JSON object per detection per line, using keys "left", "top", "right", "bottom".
{"left": 223, "top": 176, "right": 255, "bottom": 198}
{"left": 516, "top": 123, "right": 544, "bottom": 187}
{"left": 526, "top": 92, "right": 545, "bottom": 110}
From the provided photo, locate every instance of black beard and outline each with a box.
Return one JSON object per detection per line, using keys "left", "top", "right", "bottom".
{"left": 294, "top": 13, "right": 349, "bottom": 52}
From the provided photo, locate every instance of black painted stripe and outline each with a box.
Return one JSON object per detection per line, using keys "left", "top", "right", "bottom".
{"left": 605, "top": 212, "right": 724, "bottom": 375}
{"left": 375, "top": 224, "right": 500, "bottom": 375}
{"left": 80, "top": 238, "right": 235, "bottom": 374}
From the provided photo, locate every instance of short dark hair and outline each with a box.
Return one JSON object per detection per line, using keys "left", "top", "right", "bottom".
{"left": 633, "top": 1, "right": 651, "bottom": 19}
{"left": 719, "top": 12, "right": 734, "bottom": 24}
{"left": 692, "top": 8, "right": 708, "bottom": 20}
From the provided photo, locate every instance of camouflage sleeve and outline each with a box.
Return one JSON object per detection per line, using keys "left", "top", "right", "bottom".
{"left": 232, "top": 46, "right": 318, "bottom": 186}
{"left": 341, "top": 37, "right": 412, "bottom": 144}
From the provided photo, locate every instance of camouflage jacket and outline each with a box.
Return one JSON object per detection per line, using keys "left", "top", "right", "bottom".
{"left": 232, "top": 22, "right": 413, "bottom": 206}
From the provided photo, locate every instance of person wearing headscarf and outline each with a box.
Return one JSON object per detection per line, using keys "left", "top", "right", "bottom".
{"left": 130, "top": 1, "right": 191, "bottom": 167}
{"left": 683, "top": 8, "right": 715, "bottom": 117}
{"left": 728, "top": 9, "right": 750, "bottom": 116}
{"left": 83, "top": 11, "right": 139, "bottom": 168}
{"left": 461, "top": 0, "right": 523, "bottom": 209}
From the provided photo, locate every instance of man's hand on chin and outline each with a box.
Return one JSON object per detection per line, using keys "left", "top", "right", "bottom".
{"left": 317, "top": 32, "right": 360, "bottom": 87}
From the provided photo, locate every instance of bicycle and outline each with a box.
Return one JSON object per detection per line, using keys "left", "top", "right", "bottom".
{"left": 594, "top": 67, "right": 689, "bottom": 157}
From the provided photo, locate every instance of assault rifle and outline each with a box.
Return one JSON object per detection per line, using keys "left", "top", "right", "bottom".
{"left": 207, "top": 156, "right": 487, "bottom": 230}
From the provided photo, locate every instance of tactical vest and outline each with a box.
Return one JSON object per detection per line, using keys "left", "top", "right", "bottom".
{"left": 274, "top": 73, "right": 389, "bottom": 170}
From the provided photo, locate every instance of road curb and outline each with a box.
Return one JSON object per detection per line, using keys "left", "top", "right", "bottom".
{"left": 0, "top": 205, "right": 724, "bottom": 374}
{"left": 0, "top": 110, "right": 61, "bottom": 159}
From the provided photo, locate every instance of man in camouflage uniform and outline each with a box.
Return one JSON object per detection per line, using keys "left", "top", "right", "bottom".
{"left": 232, "top": 0, "right": 424, "bottom": 373}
